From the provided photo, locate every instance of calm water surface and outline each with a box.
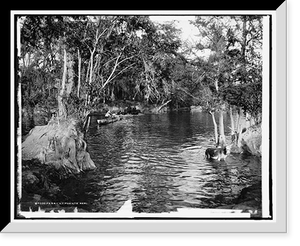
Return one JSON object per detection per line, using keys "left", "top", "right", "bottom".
{"left": 61, "top": 111, "right": 261, "bottom": 213}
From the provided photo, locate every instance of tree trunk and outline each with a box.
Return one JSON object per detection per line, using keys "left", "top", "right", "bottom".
{"left": 210, "top": 111, "right": 218, "bottom": 144}
{"left": 242, "top": 16, "right": 247, "bottom": 59}
{"left": 236, "top": 107, "right": 242, "bottom": 133}
{"left": 84, "top": 61, "right": 90, "bottom": 108}
{"left": 85, "top": 50, "right": 95, "bottom": 107}
{"left": 89, "top": 50, "right": 95, "bottom": 86}
{"left": 232, "top": 107, "right": 244, "bottom": 152}
{"left": 246, "top": 112, "right": 251, "bottom": 128}
{"left": 229, "top": 106, "right": 235, "bottom": 135}
{"left": 66, "top": 53, "right": 74, "bottom": 96}
{"left": 58, "top": 48, "right": 67, "bottom": 118}
{"left": 85, "top": 59, "right": 90, "bottom": 84}
{"left": 218, "top": 110, "right": 226, "bottom": 146}
{"left": 241, "top": 16, "right": 248, "bottom": 83}
{"left": 229, "top": 106, "right": 239, "bottom": 144}
{"left": 77, "top": 48, "right": 81, "bottom": 98}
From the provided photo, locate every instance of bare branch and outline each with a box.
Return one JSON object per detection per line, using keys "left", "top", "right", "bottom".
{"left": 101, "top": 54, "right": 136, "bottom": 89}
{"left": 109, "top": 63, "right": 136, "bottom": 82}
{"left": 95, "top": 27, "right": 108, "bottom": 44}
{"left": 118, "top": 55, "right": 136, "bottom": 66}
{"left": 103, "top": 56, "right": 119, "bottom": 68}
{"left": 101, "top": 53, "right": 122, "bottom": 89}
{"left": 158, "top": 100, "right": 172, "bottom": 112}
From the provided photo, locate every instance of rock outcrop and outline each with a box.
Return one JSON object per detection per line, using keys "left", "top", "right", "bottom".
{"left": 22, "top": 117, "right": 96, "bottom": 174}
{"left": 239, "top": 124, "right": 262, "bottom": 157}
{"left": 230, "top": 124, "right": 262, "bottom": 157}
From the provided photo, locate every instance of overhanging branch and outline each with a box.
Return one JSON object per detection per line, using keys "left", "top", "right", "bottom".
{"left": 101, "top": 55, "right": 136, "bottom": 89}
{"left": 110, "top": 63, "right": 136, "bottom": 82}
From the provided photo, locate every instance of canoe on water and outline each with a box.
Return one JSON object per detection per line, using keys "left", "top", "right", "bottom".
{"left": 97, "top": 116, "right": 122, "bottom": 125}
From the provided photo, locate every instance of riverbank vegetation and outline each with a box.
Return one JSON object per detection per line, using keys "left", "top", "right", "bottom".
{"left": 18, "top": 15, "right": 263, "bottom": 214}
{"left": 19, "top": 15, "right": 262, "bottom": 135}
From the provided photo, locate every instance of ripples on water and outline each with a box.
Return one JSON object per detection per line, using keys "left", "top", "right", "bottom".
{"left": 62, "top": 111, "right": 261, "bottom": 213}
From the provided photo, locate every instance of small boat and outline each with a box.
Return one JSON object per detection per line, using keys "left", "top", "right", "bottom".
{"left": 97, "top": 115, "right": 122, "bottom": 125}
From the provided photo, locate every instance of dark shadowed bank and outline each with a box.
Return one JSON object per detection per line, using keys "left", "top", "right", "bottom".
{"left": 217, "top": 180, "right": 262, "bottom": 218}
{"left": 221, "top": 124, "right": 262, "bottom": 217}
{"left": 20, "top": 116, "right": 97, "bottom": 214}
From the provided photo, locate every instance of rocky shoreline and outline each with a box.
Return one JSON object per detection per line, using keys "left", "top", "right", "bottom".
{"left": 20, "top": 155, "right": 102, "bottom": 213}
{"left": 217, "top": 181, "right": 262, "bottom": 218}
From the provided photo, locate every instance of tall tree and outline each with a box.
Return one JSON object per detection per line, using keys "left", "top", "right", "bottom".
{"left": 192, "top": 16, "right": 229, "bottom": 145}
{"left": 191, "top": 15, "right": 263, "bottom": 146}
{"left": 20, "top": 16, "right": 88, "bottom": 120}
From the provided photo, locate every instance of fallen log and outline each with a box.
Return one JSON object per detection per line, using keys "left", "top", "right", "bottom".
{"left": 157, "top": 100, "right": 171, "bottom": 112}
{"left": 22, "top": 117, "right": 96, "bottom": 174}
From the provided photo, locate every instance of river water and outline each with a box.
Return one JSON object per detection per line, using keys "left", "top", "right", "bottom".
{"left": 59, "top": 110, "right": 261, "bottom": 213}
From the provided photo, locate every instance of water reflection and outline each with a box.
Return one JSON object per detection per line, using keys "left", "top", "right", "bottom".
{"left": 63, "top": 111, "right": 261, "bottom": 213}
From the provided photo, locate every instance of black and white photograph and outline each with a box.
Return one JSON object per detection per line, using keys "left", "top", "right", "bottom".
{"left": 6, "top": 6, "right": 288, "bottom": 232}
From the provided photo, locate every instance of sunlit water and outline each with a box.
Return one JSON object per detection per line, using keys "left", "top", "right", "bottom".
{"left": 58, "top": 110, "right": 261, "bottom": 213}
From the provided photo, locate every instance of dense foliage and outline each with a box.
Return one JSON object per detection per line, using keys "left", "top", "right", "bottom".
{"left": 19, "top": 15, "right": 263, "bottom": 132}
{"left": 190, "top": 16, "right": 262, "bottom": 116}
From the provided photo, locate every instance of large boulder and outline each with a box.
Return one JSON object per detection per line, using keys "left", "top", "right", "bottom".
{"left": 229, "top": 124, "right": 262, "bottom": 157}
{"left": 239, "top": 124, "right": 262, "bottom": 157}
{"left": 22, "top": 117, "right": 96, "bottom": 174}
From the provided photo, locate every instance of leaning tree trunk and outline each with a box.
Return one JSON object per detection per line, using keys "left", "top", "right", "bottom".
{"left": 157, "top": 99, "right": 172, "bottom": 112}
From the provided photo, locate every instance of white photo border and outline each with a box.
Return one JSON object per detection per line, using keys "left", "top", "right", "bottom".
{"left": 2, "top": 2, "right": 287, "bottom": 233}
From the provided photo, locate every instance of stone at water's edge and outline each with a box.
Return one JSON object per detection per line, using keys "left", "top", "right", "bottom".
{"left": 229, "top": 124, "right": 262, "bottom": 157}
{"left": 22, "top": 117, "right": 96, "bottom": 174}
{"left": 239, "top": 124, "right": 262, "bottom": 157}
